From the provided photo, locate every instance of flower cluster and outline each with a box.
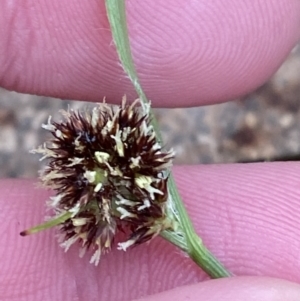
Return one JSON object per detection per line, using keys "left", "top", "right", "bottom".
{"left": 21, "top": 98, "right": 175, "bottom": 265}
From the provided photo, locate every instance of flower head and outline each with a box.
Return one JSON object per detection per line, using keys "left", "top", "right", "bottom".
{"left": 21, "top": 98, "right": 175, "bottom": 265}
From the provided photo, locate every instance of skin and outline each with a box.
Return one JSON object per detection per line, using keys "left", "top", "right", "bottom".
{"left": 1, "top": 0, "right": 300, "bottom": 300}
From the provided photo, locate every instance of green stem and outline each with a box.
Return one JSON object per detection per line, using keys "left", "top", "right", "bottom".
{"left": 188, "top": 234, "right": 232, "bottom": 278}
{"left": 105, "top": 0, "right": 231, "bottom": 278}
{"left": 105, "top": 0, "right": 146, "bottom": 103}
{"left": 166, "top": 175, "right": 231, "bottom": 277}
{"left": 104, "top": 0, "right": 162, "bottom": 143}
{"left": 20, "top": 211, "right": 73, "bottom": 236}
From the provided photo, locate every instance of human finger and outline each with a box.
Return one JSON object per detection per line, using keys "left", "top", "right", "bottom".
{"left": 135, "top": 277, "right": 300, "bottom": 301}
{"left": 1, "top": 0, "right": 300, "bottom": 106}
{"left": 1, "top": 162, "right": 300, "bottom": 300}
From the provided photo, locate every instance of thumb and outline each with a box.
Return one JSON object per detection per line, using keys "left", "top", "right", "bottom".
{"left": 135, "top": 277, "right": 300, "bottom": 301}
{"left": 1, "top": 0, "right": 300, "bottom": 106}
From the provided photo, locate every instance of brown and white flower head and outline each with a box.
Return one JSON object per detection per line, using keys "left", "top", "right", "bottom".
{"left": 21, "top": 97, "right": 175, "bottom": 265}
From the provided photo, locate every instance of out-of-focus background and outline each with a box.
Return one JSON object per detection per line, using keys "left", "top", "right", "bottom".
{"left": 0, "top": 44, "right": 299, "bottom": 178}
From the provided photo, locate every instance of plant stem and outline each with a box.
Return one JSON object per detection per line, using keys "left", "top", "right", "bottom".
{"left": 105, "top": 0, "right": 231, "bottom": 278}
{"left": 104, "top": 0, "right": 163, "bottom": 143}
{"left": 20, "top": 211, "right": 73, "bottom": 236}
{"left": 188, "top": 234, "right": 232, "bottom": 278}
{"left": 167, "top": 175, "right": 231, "bottom": 277}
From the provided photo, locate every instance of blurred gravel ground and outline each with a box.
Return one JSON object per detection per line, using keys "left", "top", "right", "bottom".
{"left": 0, "top": 44, "right": 299, "bottom": 178}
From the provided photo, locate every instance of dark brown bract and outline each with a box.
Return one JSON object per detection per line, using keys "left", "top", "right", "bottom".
{"left": 31, "top": 98, "right": 174, "bottom": 265}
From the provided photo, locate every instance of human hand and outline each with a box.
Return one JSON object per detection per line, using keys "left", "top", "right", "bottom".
{"left": 1, "top": 0, "right": 300, "bottom": 300}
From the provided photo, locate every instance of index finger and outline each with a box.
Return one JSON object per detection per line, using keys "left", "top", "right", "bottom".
{"left": 2, "top": 162, "right": 300, "bottom": 300}
{"left": 1, "top": 0, "right": 300, "bottom": 106}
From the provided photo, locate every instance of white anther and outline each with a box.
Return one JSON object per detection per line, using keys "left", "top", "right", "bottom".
{"left": 90, "top": 247, "right": 101, "bottom": 266}
{"left": 42, "top": 116, "right": 56, "bottom": 131}
{"left": 117, "top": 239, "right": 135, "bottom": 251}
{"left": 129, "top": 156, "right": 141, "bottom": 168}
{"left": 135, "top": 175, "right": 163, "bottom": 200}
{"left": 94, "top": 182, "right": 103, "bottom": 192}
{"left": 138, "top": 199, "right": 151, "bottom": 211}
{"left": 111, "top": 130, "right": 124, "bottom": 157}
{"left": 116, "top": 207, "right": 135, "bottom": 219}
{"left": 95, "top": 151, "right": 110, "bottom": 164}
{"left": 84, "top": 170, "right": 96, "bottom": 183}
{"left": 72, "top": 218, "right": 88, "bottom": 226}
{"left": 91, "top": 107, "right": 99, "bottom": 128}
